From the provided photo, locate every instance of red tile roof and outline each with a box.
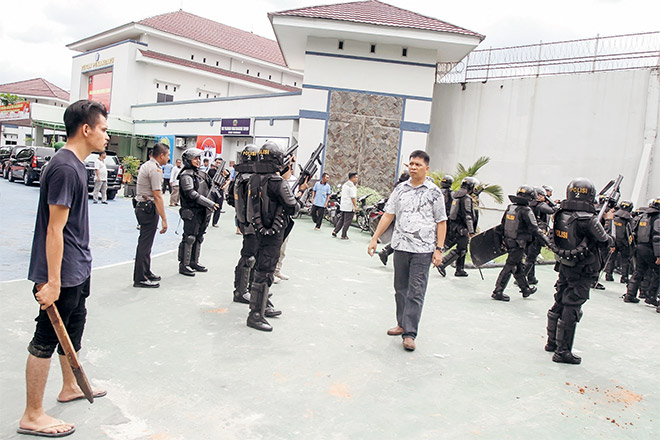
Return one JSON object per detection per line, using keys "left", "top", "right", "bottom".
{"left": 0, "top": 78, "right": 70, "bottom": 101}
{"left": 271, "top": 0, "right": 484, "bottom": 39}
{"left": 138, "top": 10, "right": 287, "bottom": 67}
{"left": 138, "top": 50, "right": 300, "bottom": 93}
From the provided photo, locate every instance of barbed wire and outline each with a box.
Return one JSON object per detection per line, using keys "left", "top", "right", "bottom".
{"left": 439, "top": 31, "right": 660, "bottom": 83}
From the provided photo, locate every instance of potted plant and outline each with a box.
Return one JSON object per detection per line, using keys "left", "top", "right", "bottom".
{"left": 122, "top": 156, "right": 141, "bottom": 197}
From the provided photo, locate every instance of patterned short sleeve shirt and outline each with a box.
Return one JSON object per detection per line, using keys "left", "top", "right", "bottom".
{"left": 385, "top": 178, "right": 447, "bottom": 253}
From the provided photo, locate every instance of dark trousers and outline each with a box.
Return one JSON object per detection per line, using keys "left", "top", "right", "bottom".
{"left": 523, "top": 238, "right": 543, "bottom": 281}
{"left": 393, "top": 250, "right": 433, "bottom": 339}
{"left": 333, "top": 211, "right": 354, "bottom": 237}
{"left": 162, "top": 178, "right": 171, "bottom": 193}
{"left": 627, "top": 245, "right": 658, "bottom": 298}
{"left": 311, "top": 205, "right": 325, "bottom": 228}
{"left": 548, "top": 264, "right": 593, "bottom": 329}
{"left": 254, "top": 232, "right": 285, "bottom": 286}
{"left": 28, "top": 277, "right": 91, "bottom": 358}
{"left": 133, "top": 206, "right": 159, "bottom": 282}
{"left": 605, "top": 241, "right": 632, "bottom": 278}
{"left": 494, "top": 240, "right": 529, "bottom": 293}
{"left": 211, "top": 192, "right": 223, "bottom": 226}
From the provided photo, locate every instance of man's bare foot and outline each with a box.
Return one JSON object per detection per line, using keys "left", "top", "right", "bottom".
{"left": 57, "top": 387, "right": 107, "bottom": 403}
{"left": 18, "top": 413, "right": 75, "bottom": 437}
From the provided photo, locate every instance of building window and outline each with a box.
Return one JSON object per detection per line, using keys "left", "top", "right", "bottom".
{"left": 216, "top": 61, "right": 219, "bottom": 67}
{"left": 338, "top": 40, "right": 344, "bottom": 50}
{"left": 246, "top": 69, "right": 250, "bottom": 74}
{"left": 370, "top": 44, "right": 376, "bottom": 53}
{"left": 268, "top": 75, "right": 272, "bottom": 80}
{"left": 294, "top": 82, "right": 297, "bottom": 86}
{"left": 191, "top": 55, "right": 194, "bottom": 60}
{"left": 156, "top": 83, "right": 159, "bottom": 89}
{"left": 203, "top": 57, "right": 206, "bottom": 63}
{"left": 206, "top": 94, "right": 209, "bottom": 98}
{"left": 257, "top": 72, "right": 260, "bottom": 77}
{"left": 198, "top": 92, "right": 202, "bottom": 97}
{"left": 173, "top": 86, "right": 177, "bottom": 92}
{"left": 157, "top": 93, "right": 173, "bottom": 103}
{"left": 402, "top": 48, "right": 408, "bottom": 57}
{"left": 165, "top": 85, "right": 168, "bottom": 90}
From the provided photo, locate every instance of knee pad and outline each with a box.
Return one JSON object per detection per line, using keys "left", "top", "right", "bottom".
{"left": 184, "top": 235, "right": 196, "bottom": 246}
{"left": 562, "top": 306, "right": 582, "bottom": 323}
{"left": 247, "top": 256, "right": 256, "bottom": 269}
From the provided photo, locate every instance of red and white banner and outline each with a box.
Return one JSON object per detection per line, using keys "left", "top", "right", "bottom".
{"left": 88, "top": 71, "right": 113, "bottom": 112}
{"left": 0, "top": 101, "right": 30, "bottom": 121}
{"left": 196, "top": 136, "right": 223, "bottom": 162}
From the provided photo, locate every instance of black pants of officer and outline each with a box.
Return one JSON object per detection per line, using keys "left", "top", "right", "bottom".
{"left": 179, "top": 209, "right": 211, "bottom": 268}
{"left": 493, "top": 239, "right": 533, "bottom": 297}
{"left": 311, "top": 205, "right": 325, "bottom": 228}
{"left": 523, "top": 238, "right": 543, "bottom": 283}
{"left": 133, "top": 201, "right": 159, "bottom": 283}
{"left": 234, "top": 232, "right": 258, "bottom": 300}
{"left": 438, "top": 228, "right": 468, "bottom": 274}
{"left": 626, "top": 245, "right": 658, "bottom": 300}
{"left": 248, "top": 231, "right": 285, "bottom": 323}
{"left": 605, "top": 241, "right": 632, "bottom": 280}
{"left": 546, "top": 263, "right": 595, "bottom": 357}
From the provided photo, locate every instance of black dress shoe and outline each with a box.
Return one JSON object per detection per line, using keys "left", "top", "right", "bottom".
{"left": 491, "top": 292, "right": 510, "bottom": 302}
{"left": 179, "top": 265, "right": 196, "bottom": 276}
{"left": 147, "top": 273, "right": 161, "bottom": 281}
{"left": 190, "top": 263, "right": 208, "bottom": 272}
{"left": 133, "top": 280, "right": 160, "bottom": 288}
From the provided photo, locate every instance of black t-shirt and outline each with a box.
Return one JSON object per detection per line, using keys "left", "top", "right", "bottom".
{"left": 28, "top": 148, "right": 92, "bottom": 287}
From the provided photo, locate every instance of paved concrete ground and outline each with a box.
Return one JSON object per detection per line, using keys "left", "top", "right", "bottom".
{"left": 1, "top": 183, "right": 658, "bottom": 439}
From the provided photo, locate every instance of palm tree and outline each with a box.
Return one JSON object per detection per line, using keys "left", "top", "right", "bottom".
{"left": 431, "top": 156, "right": 504, "bottom": 204}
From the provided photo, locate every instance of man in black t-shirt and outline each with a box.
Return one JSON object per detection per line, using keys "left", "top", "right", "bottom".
{"left": 18, "top": 100, "right": 108, "bottom": 438}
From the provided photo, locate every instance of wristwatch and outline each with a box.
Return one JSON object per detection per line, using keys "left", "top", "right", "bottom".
{"left": 436, "top": 246, "right": 445, "bottom": 252}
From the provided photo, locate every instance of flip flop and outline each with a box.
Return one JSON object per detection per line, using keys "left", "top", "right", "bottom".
{"left": 57, "top": 389, "right": 107, "bottom": 403}
{"left": 17, "top": 421, "right": 75, "bottom": 438}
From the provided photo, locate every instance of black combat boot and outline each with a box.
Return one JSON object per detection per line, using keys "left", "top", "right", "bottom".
{"left": 454, "top": 255, "right": 468, "bottom": 277}
{"left": 190, "top": 243, "right": 208, "bottom": 272}
{"left": 265, "top": 298, "right": 282, "bottom": 317}
{"left": 619, "top": 276, "right": 628, "bottom": 284}
{"left": 437, "top": 249, "right": 459, "bottom": 277}
{"left": 605, "top": 273, "right": 614, "bottom": 282}
{"left": 623, "top": 294, "right": 640, "bottom": 303}
{"left": 178, "top": 239, "right": 195, "bottom": 276}
{"left": 247, "top": 282, "right": 272, "bottom": 332}
{"left": 233, "top": 264, "right": 251, "bottom": 304}
{"left": 521, "top": 286, "right": 537, "bottom": 298}
{"left": 552, "top": 318, "right": 581, "bottom": 364}
{"left": 491, "top": 290, "right": 510, "bottom": 302}
{"left": 545, "top": 311, "right": 560, "bottom": 352}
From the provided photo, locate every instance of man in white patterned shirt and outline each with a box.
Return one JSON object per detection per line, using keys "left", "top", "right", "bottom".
{"left": 368, "top": 150, "right": 447, "bottom": 352}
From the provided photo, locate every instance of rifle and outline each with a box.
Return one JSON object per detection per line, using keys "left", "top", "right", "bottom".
{"left": 596, "top": 174, "right": 623, "bottom": 222}
{"left": 292, "top": 143, "right": 325, "bottom": 195}
{"left": 209, "top": 159, "right": 227, "bottom": 200}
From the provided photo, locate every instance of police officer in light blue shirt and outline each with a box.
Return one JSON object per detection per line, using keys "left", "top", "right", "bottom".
{"left": 311, "top": 172, "right": 332, "bottom": 230}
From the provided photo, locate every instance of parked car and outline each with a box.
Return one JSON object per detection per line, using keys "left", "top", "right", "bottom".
{"left": 2, "top": 145, "right": 27, "bottom": 179}
{"left": 84, "top": 151, "right": 123, "bottom": 200}
{"left": 6, "top": 146, "right": 55, "bottom": 185}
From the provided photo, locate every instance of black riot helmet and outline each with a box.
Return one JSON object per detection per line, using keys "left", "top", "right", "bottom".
{"left": 258, "top": 141, "right": 286, "bottom": 169}
{"left": 619, "top": 200, "right": 634, "bottom": 212}
{"left": 440, "top": 175, "right": 453, "bottom": 189}
{"left": 516, "top": 184, "right": 535, "bottom": 202}
{"left": 650, "top": 197, "right": 660, "bottom": 211}
{"left": 460, "top": 177, "right": 479, "bottom": 193}
{"left": 566, "top": 178, "right": 596, "bottom": 203}
{"left": 534, "top": 186, "right": 546, "bottom": 198}
{"left": 239, "top": 144, "right": 259, "bottom": 165}
{"left": 182, "top": 148, "right": 202, "bottom": 169}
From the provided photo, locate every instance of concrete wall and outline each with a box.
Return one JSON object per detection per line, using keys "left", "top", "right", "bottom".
{"left": 428, "top": 69, "right": 660, "bottom": 209}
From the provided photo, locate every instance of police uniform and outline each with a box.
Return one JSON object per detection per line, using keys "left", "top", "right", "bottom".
{"left": 491, "top": 185, "right": 547, "bottom": 301}
{"left": 133, "top": 157, "right": 163, "bottom": 285}
{"left": 246, "top": 142, "right": 298, "bottom": 332}
{"left": 437, "top": 177, "right": 478, "bottom": 277}
{"left": 522, "top": 188, "right": 557, "bottom": 285}
{"left": 178, "top": 148, "right": 216, "bottom": 276}
{"left": 624, "top": 198, "right": 660, "bottom": 304}
{"left": 604, "top": 202, "right": 635, "bottom": 284}
{"left": 545, "top": 178, "right": 612, "bottom": 364}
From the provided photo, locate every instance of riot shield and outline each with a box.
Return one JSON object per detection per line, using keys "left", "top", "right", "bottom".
{"left": 469, "top": 225, "right": 506, "bottom": 267}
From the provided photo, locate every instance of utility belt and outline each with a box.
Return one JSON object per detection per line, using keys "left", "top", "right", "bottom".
{"left": 135, "top": 200, "right": 155, "bottom": 215}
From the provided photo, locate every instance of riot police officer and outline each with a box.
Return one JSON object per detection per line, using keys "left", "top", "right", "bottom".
{"left": 545, "top": 178, "right": 613, "bottom": 364}
{"left": 522, "top": 187, "right": 558, "bottom": 285}
{"left": 437, "top": 176, "right": 478, "bottom": 277}
{"left": 604, "top": 200, "right": 634, "bottom": 284}
{"left": 623, "top": 197, "right": 660, "bottom": 304}
{"left": 178, "top": 148, "right": 218, "bottom": 276}
{"left": 491, "top": 185, "right": 547, "bottom": 301}
{"left": 229, "top": 144, "right": 260, "bottom": 304}
{"left": 246, "top": 142, "right": 298, "bottom": 331}
{"left": 439, "top": 175, "right": 454, "bottom": 219}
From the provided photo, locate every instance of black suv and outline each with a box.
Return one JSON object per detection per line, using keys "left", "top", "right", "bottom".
{"left": 1, "top": 145, "right": 26, "bottom": 178}
{"left": 6, "top": 146, "right": 55, "bottom": 185}
{"left": 84, "top": 152, "right": 123, "bottom": 200}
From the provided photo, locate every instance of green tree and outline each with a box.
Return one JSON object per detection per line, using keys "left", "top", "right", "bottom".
{"left": 431, "top": 156, "right": 504, "bottom": 204}
{"left": 0, "top": 93, "right": 21, "bottom": 106}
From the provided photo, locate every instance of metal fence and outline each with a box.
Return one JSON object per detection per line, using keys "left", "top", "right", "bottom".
{"left": 438, "top": 31, "right": 660, "bottom": 83}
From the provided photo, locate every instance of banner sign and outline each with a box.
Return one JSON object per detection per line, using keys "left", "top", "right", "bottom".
{"left": 88, "top": 71, "right": 113, "bottom": 112}
{"left": 0, "top": 101, "right": 30, "bottom": 121}
{"left": 157, "top": 135, "right": 176, "bottom": 160}
{"left": 220, "top": 118, "right": 250, "bottom": 135}
{"left": 196, "top": 136, "right": 223, "bottom": 162}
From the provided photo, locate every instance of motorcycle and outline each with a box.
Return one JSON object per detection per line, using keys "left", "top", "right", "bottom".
{"left": 368, "top": 197, "right": 388, "bottom": 235}
{"left": 324, "top": 187, "right": 342, "bottom": 226}
{"left": 293, "top": 187, "right": 313, "bottom": 219}
{"left": 355, "top": 194, "right": 373, "bottom": 232}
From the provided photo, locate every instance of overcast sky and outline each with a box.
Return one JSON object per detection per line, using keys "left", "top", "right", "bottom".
{"left": 1, "top": 0, "right": 658, "bottom": 90}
